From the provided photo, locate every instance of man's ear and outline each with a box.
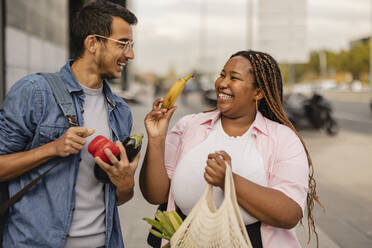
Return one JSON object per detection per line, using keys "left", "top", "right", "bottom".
{"left": 84, "top": 35, "right": 98, "bottom": 54}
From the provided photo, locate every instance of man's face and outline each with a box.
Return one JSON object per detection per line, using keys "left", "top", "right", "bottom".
{"left": 96, "top": 16, "right": 134, "bottom": 79}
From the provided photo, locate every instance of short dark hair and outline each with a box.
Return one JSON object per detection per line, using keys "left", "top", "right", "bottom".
{"left": 71, "top": 0, "right": 137, "bottom": 59}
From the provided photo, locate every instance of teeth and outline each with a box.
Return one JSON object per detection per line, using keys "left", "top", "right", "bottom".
{"left": 118, "top": 62, "right": 126, "bottom": 66}
{"left": 218, "top": 93, "right": 233, "bottom": 100}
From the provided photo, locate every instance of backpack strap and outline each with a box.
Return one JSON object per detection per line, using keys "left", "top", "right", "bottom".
{"left": 39, "top": 72, "right": 78, "bottom": 127}
{"left": 0, "top": 72, "right": 77, "bottom": 215}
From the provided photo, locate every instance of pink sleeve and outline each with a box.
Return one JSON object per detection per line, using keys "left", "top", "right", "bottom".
{"left": 164, "top": 114, "right": 195, "bottom": 179}
{"left": 268, "top": 126, "right": 309, "bottom": 214}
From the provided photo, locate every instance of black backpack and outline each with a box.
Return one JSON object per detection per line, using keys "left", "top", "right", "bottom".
{"left": 0, "top": 73, "right": 77, "bottom": 247}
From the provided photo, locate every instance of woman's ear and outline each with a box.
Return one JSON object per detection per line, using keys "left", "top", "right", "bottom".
{"left": 84, "top": 35, "right": 98, "bottom": 54}
{"left": 255, "top": 88, "right": 264, "bottom": 101}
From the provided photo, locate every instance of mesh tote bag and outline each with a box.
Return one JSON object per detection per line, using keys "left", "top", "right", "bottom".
{"left": 170, "top": 164, "right": 253, "bottom": 248}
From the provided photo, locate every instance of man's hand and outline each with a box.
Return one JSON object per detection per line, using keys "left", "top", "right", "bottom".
{"left": 94, "top": 140, "right": 140, "bottom": 205}
{"left": 54, "top": 127, "right": 94, "bottom": 157}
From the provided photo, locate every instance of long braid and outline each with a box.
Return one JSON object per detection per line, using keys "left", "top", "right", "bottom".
{"left": 231, "top": 50, "right": 322, "bottom": 247}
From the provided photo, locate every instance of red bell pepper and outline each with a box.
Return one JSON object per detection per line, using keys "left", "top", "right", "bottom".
{"left": 88, "top": 135, "right": 120, "bottom": 163}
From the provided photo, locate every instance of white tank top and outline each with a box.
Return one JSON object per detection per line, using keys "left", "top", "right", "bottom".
{"left": 171, "top": 118, "right": 267, "bottom": 225}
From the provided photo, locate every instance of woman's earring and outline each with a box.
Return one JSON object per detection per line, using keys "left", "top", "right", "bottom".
{"left": 255, "top": 99, "right": 258, "bottom": 113}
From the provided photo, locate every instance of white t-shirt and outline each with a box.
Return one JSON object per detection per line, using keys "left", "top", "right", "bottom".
{"left": 65, "top": 84, "right": 110, "bottom": 248}
{"left": 171, "top": 118, "right": 267, "bottom": 225}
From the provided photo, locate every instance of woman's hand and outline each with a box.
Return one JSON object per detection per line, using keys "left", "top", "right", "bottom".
{"left": 144, "top": 98, "right": 177, "bottom": 139}
{"left": 204, "top": 150, "right": 231, "bottom": 189}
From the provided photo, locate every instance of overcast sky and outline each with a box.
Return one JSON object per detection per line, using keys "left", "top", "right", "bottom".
{"left": 129, "top": 0, "right": 371, "bottom": 75}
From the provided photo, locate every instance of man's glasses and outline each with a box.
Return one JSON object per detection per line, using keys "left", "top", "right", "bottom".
{"left": 94, "top": 34, "right": 134, "bottom": 54}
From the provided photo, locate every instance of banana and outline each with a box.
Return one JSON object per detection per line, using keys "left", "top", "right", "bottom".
{"left": 161, "top": 74, "right": 194, "bottom": 109}
{"left": 170, "top": 210, "right": 183, "bottom": 227}
{"left": 165, "top": 211, "right": 180, "bottom": 231}
{"left": 143, "top": 217, "right": 169, "bottom": 235}
{"left": 155, "top": 210, "right": 175, "bottom": 236}
{"left": 143, "top": 210, "right": 184, "bottom": 243}
{"left": 149, "top": 228, "right": 171, "bottom": 240}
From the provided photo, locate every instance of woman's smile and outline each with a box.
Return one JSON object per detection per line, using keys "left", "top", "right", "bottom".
{"left": 217, "top": 92, "right": 234, "bottom": 103}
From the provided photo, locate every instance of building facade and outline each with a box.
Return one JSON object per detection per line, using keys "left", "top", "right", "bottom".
{"left": 2, "top": 0, "right": 69, "bottom": 100}
{"left": 0, "top": 0, "right": 130, "bottom": 104}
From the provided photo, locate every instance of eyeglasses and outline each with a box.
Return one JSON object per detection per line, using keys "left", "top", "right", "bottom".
{"left": 94, "top": 34, "right": 134, "bottom": 54}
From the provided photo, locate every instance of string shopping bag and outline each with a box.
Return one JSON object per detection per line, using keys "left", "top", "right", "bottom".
{"left": 170, "top": 164, "right": 253, "bottom": 248}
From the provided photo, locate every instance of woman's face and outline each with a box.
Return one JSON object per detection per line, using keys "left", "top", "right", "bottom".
{"left": 215, "top": 56, "right": 262, "bottom": 119}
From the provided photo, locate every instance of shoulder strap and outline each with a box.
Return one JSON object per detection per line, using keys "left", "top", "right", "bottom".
{"left": 0, "top": 72, "right": 76, "bottom": 215}
{"left": 0, "top": 161, "right": 62, "bottom": 215}
{"left": 39, "top": 72, "right": 78, "bottom": 126}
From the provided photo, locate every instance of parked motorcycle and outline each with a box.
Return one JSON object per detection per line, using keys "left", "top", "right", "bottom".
{"left": 283, "top": 92, "right": 339, "bottom": 136}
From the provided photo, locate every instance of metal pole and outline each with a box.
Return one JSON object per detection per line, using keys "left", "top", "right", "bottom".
{"left": 370, "top": 0, "right": 372, "bottom": 91}
{"left": 200, "top": 0, "right": 207, "bottom": 72}
{"left": 319, "top": 50, "right": 327, "bottom": 77}
{"left": 247, "top": 0, "right": 253, "bottom": 49}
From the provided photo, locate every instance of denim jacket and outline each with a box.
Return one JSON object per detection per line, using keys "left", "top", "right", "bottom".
{"left": 0, "top": 61, "right": 132, "bottom": 248}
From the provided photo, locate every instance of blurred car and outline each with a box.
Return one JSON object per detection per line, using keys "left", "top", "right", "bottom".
{"left": 203, "top": 88, "right": 217, "bottom": 106}
{"left": 351, "top": 80, "right": 363, "bottom": 92}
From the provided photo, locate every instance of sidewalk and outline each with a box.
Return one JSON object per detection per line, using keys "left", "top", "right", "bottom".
{"left": 322, "top": 90, "right": 371, "bottom": 103}
{"left": 116, "top": 85, "right": 357, "bottom": 248}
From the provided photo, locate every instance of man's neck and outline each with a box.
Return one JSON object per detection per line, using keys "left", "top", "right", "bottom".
{"left": 71, "top": 58, "right": 103, "bottom": 89}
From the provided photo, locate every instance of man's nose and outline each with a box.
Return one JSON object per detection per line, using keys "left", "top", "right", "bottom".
{"left": 125, "top": 46, "right": 135, "bottom": 60}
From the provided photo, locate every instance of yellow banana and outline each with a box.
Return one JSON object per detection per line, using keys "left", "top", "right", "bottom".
{"left": 143, "top": 217, "right": 168, "bottom": 235}
{"left": 165, "top": 211, "right": 181, "bottom": 231}
{"left": 161, "top": 74, "right": 193, "bottom": 109}
{"left": 149, "top": 229, "right": 171, "bottom": 241}
{"left": 143, "top": 210, "right": 184, "bottom": 242}
{"left": 170, "top": 210, "right": 183, "bottom": 227}
{"left": 155, "top": 210, "right": 175, "bottom": 236}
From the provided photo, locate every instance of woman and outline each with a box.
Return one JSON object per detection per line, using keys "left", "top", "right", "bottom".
{"left": 140, "top": 50, "right": 320, "bottom": 248}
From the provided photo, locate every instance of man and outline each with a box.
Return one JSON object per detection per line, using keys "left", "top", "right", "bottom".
{"left": 0, "top": 1, "right": 138, "bottom": 247}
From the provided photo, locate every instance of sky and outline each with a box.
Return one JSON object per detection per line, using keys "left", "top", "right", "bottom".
{"left": 129, "top": 0, "right": 371, "bottom": 75}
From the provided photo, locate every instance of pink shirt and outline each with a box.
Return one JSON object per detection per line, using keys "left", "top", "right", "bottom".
{"left": 164, "top": 110, "right": 309, "bottom": 248}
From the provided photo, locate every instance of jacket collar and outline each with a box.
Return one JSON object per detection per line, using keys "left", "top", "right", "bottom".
{"left": 59, "top": 60, "right": 117, "bottom": 108}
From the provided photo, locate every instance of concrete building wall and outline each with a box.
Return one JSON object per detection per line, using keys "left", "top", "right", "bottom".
{"left": 5, "top": 0, "right": 69, "bottom": 92}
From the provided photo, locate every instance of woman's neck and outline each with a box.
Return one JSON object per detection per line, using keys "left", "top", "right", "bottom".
{"left": 220, "top": 112, "right": 257, "bottom": 137}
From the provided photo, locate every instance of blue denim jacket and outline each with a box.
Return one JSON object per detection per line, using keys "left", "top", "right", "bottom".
{"left": 0, "top": 61, "right": 132, "bottom": 248}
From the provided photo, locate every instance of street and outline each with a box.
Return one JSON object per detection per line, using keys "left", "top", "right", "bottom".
{"left": 330, "top": 100, "right": 372, "bottom": 135}
{"left": 116, "top": 85, "right": 372, "bottom": 248}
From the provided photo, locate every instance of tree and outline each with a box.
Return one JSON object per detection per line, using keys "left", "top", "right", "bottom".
{"left": 346, "top": 42, "right": 369, "bottom": 80}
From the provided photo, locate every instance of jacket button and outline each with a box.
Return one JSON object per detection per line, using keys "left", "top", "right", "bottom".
{"left": 81, "top": 109, "right": 84, "bottom": 114}
{"left": 72, "top": 207, "right": 75, "bottom": 211}
{"left": 66, "top": 234, "right": 70, "bottom": 238}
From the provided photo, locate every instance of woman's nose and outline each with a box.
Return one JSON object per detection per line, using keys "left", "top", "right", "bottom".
{"left": 218, "top": 78, "right": 229, "bottom": 88}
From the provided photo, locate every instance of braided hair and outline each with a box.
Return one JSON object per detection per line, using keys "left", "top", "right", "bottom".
{"left": 230, "top": 50, "right": 321, "bottom": 247}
